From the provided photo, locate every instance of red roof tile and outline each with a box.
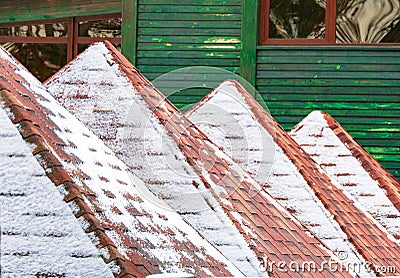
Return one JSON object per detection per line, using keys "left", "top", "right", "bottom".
{"left": 100, "top": 41, "right": 353, "bottom": 277}
{"left": 0, "top": 46, "right": 237, "bottom": 277}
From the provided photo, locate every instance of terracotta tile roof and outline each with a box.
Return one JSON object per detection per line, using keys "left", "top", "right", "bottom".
{"left": 49, "top": 41, "right": 360, "bottom": 277}
{"left": 185, "top": 81, "right": 372, "bottom": 275}
{"left": 186, "top": 80, "right": 400, "bottom": 277}
{"left": 290, "top": 111, "right": 400, "bottom": 241}
{"left": 45, "top": 42, "right": 263, "bottom": 276}
{"left": 0, "top": 46, "right": 240, "bottom": 277}
{"left": 0, "top": 101, "right": 113, "bottom": 277}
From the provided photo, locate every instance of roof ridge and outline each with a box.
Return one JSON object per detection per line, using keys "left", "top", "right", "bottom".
{"left": 226, "top": 81, "right": 400, "bottom": 276}
{"left": 320, "top": 111, "right": 400, "bottom": 211}
{"left": 102, "top": 42, "right": 354, "bottom": 277}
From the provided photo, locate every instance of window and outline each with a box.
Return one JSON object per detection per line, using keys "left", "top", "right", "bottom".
{"left": 0, "top": 14, "right": 121, "bottom": 81}
{"left": 259, "top": 0, "right": 400, "bottom": 45}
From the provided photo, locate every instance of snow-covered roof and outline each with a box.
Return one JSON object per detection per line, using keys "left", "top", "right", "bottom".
{"left": 186, "top": 80, "right": 400, "bottom": 277}
{"left": 46, "top": 41, "right": 355, "bottom": 277}
{"left": 0, "top": 46, "right": 241, "bottom": 277}
{"left": 0, "top": 98, "right": 113, "bottom": 278}
{"left": 45, "top": 42, "right": 262, "bottom": 276}
{"left": 290, "top": 111, "right": 400, "bottom": 242}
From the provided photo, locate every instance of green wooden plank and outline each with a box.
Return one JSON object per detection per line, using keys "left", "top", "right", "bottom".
{"left": 257, "top": 49, "right": 400, "bottom": 57}
{"left": 365, "top": 147, "right": 400, "bottom": 155}
{"left": 257, "top": 56, "right": 400, "bottom": 64}
{"left": 138, "top": 20, "right": 241, "bottom": 29}
{"left": 137, "top": 58, "right": 239, "bottom": 66}
{"left": 122, "top": 0, "right": 138, "bottom": 65}
{"left": 138, "top": 5, "right": 241, "bottom": 13}
{"left": 139, "top": 28, "right": 240, "bottom": 36}
{"left": 268, "top": 109, "right": 400, "bottom": 117}
{"left": 138, "top": 36, "right": 240, "bottom": 44}
{"left": 138, "top": 13, "right": 242, "bottom": 21}
{"left": 264, "top": 102, "right": 400, "bottom": 111}
{"left": 239, "top": 0, "right": 258, "bottom": 86}
{"left": 257, "top": 79, "right": 400, "bottom": 87}
{"left": 256, "top": 86, "right": 400, "bottom": 95}
{"left": 0, "top": 1, "right": 121, "bottom": 23}
{"left": 137, "top": 50, "right": 240, "bottom": 59}
{"left": 140, "top": 0, "right": 239, "bottom": 5}
{"left": 257, "top": 45, "right": 400, "bottom": 52}
{"left": 137, "top": 43, "right": 241, "bottom": 51}
{"left": 257, "top": 63, "right": 400, "bottom": 72}
{"left": 257, "top": 71, "right": 400, "bottom": 79}
{"left": 256, "top": 94, "right": 400, "bottom": 103}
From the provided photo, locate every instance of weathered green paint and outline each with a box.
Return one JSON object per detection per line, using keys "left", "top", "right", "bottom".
{"left": 136, "top": 0, "right": 242, "bottom": 80}
{"left": 0, "top": 0, "right": 121, "bottom": 23}
{"left": 239, "top": 0, "right": 258, "bottom": 86}
{"left": 0, "top": 0, "right": 398, "bottom": 180}
{"left": 256, "top": 45, "right": 400, "bottom": 179}
{"left": 122, "top": 0, "right": 138, "bottom": 65}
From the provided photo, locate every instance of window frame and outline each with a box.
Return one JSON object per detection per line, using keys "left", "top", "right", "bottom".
{"left": 258, "top": 0, "right": 399, "bottom": 46}
{"left": 0, "top": 13, "right": 121, "bottom": 61}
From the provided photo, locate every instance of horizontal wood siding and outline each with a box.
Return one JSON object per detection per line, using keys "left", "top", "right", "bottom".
{"left": 0, "top": 0, "right": 121, "bottom": 23}
{"left": 136, "top": 0, "right": 242, "bottom": 110}
{"left": 256, "top": 46, "right": 400, "bottom": 180}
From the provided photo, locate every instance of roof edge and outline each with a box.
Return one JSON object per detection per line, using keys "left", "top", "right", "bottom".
{"left": 320, "top": 111, "right": 400, "bottom": 211}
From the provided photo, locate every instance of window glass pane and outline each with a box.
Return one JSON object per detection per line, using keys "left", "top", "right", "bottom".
{"left": 337, "top": 0, "right": 400, "bottom": 43}
{"left": 269, "top": 0, "right": 326, "bottom": 39}
{"left": 78, "top": 18, "right": 122, "bottom": 38}
{"left": 0, "top": 23, "right": 68, "bottom": 37}
{"left": 1, "top": 43, "right": 67, "bottom": 81}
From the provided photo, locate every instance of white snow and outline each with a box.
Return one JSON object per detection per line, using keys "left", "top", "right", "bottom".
{"left": 0, "top": 46, "right": 244, "bottom": 277}
{"left": 290, "top": 111, "right": 400, "bottom": 243}
{"left": 45, "top": 42, "right": 263, "bottom": 276}
{"left": 0, "top": 108, "right": 113, "bottom": 278}
{"left": 187, "top": 81, "right": 373, "bottom": 277}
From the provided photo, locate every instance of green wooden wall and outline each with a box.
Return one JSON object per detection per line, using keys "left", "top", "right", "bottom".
{"left": 0, "top": 0, "right": 398, "bottom": 180}
{"left": 256, "top": 46, "right": 400, "bottom": 179}
{"left": 135, "top": 0, "right": 242, "bottom": 109}
{"left": 0, "top": 1, "right": 121, "bottom": 23}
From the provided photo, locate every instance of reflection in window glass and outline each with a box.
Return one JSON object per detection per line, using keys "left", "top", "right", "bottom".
{"left": 0, "top": 23, "right": 68, "bottom": 37}
{"left": 269, "top": 0, "right": 326, "bottom": 39}
{"left": 337, "top": 0, "right": 400, "bottom": 43}
{"left": 79, "top": 18, "right": 122, "bottom": 38}
{"left": 1, "top": 43, "right": 67, "bottom": 81}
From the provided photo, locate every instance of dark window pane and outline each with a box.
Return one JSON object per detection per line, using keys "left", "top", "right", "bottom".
{"left": 78, "top": 18, "right": 122, "bottom": 38}
{"left": 269, "top": 0, "right": 326, "bottom": 39}
{"left": 337, "top": 0, "right": 400, "bottom": 43}
{"left": 0, "top": 23, "right": 68, "bottom": 37}
{"left": 1, "top": 43, "right": 67, "bottom": 81}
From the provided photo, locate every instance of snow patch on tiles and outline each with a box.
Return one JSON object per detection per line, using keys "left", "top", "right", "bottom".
{"left": 0, "top": 47, "right": 244, "bottom": 276}
{"left": 290, "top": 111, "right": 400, "bottom": 243}
{"left": 45, "top": 42, "right": 263, "bottom": 276}
{"left": 187, "top": 81, "right": 373, "bottom": 277}
{"left": 0, "top": 108, "right": 113, "bottom": 278}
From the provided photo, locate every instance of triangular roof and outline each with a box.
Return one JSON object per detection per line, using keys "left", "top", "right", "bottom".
{"left": 290, "top": 111, "right": 400, "bottom": 241}
{"left": 0, "top": 101, "right": 112, "bottom": 277}
{"left": 0, "top": 46, "right": 241, "bottom": 277}
{"left": 46, "top": 41, "right": 354, "bottom": 277}
{"left": 45, "top": 42, "right": 262, "bottom": 276}
{"left": 186, "top": 80, "right": 400, "bottom": 277}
